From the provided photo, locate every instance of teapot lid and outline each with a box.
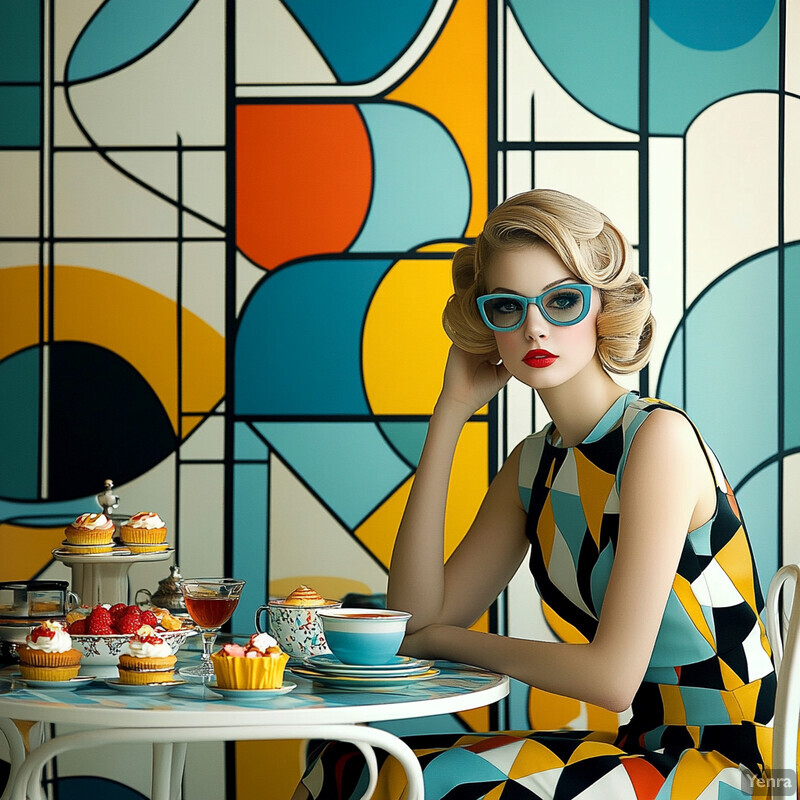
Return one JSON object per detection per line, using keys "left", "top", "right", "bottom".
{"left": 157, "top": 565, "right": 183, "bottom": 594}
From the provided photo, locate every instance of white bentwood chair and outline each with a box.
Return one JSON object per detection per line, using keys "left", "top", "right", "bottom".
{"left": 766, "top": 563, "right": 800, "bottom": 790}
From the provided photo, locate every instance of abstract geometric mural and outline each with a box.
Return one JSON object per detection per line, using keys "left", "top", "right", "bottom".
{"left": 0, "top": 1, "right": 796, "bottom": 797}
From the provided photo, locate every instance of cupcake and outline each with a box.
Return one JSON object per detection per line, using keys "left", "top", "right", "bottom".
{"left": 117, "top": 625, "right": 177, "bottom": 684}
{"left": 211, "top": 633, "right": 289, "bottom": 689}
{"left": 18, "top": 620, "right": 82, "bottom": 681}
{"left": 283, "top": 585, "right": 329, "bottom": 607}
{"left": 120, "top": 512, "right": 168, "bottom": 545}
{"left": 64, "top": 512, "right": 115, "bottom": 546}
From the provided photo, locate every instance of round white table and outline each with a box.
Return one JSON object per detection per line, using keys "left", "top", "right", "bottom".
{"left": 0, "top": 663, "right": 508, "bottom": 800}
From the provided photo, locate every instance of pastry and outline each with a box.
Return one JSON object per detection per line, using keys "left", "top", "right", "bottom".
{"left": 282, "top": 584, "right": 329, "bottom": 607}
{"left": 63, "top": 512, "right": 115, "bottom": 545}
{"left": 17, "top": 620, "right": 82, "bottom": 681}
{"left": 117, "top": 625, "right": 177, "bottom": 684}
{"left": 210, "top": 633, "right": 289, "bottom": 689}
{"left": 120, "top": 512, "right": 168, "bottom": 544}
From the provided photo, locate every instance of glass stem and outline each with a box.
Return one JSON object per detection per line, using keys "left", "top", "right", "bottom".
{"left": 201, "top": 629, "right": 218, "bottom": 663}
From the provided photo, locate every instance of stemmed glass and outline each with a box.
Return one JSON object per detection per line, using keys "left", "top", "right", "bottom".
{"left": 179, "top": 578, "right": 245, "bottom": 679}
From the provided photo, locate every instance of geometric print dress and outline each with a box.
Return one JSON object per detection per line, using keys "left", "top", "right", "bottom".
{"left": 296, "top": 393, "right": 776, "bottom": 800}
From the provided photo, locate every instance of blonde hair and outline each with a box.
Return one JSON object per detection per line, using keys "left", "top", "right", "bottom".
{"left": 442, "top": 189, "right": 655, "bottom": 374}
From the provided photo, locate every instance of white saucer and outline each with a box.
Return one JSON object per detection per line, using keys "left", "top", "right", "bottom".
{"left": 104, "top": 678, "right": 186, "bottom": 694}
{"left": 13, "top": 674, "right": 95, "bottom": 691}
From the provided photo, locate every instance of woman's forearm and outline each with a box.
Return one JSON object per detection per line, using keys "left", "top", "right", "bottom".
{"left": 387, "top": 401, "right": 470, "bottom": 629}
{"left": 404, "top": 624, "right": 640, "bottom": 713}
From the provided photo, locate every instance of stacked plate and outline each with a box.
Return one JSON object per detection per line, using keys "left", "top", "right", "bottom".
{"left": 290, "top": 654, "right": 438, "bottom": 689}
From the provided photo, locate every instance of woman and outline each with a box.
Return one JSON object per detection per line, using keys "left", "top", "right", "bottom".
{"left": 295, "top": 189, "right": 775, "bottom": 799}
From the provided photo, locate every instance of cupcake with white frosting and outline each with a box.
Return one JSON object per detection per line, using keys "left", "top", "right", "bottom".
{"left": 120, "top": 512, "right": 169, "bottom": 553}
{"left": 64, "top": 512, "right": 115, "bottom": 545}
{"left": 117, "top": 625, "right": 177, "bottom": 684}
{"left": 18, "top": 620, "right": 82, "bottom": 681}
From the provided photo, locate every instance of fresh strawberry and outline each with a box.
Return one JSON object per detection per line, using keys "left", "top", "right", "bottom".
{"left": 109, "top": 603, "right": 127, "bottom": 621}
{"left": 87, "top": 606, "right": 112, "bottom": 633}
{"left": 68, "top": 619, "right": 88, "bottom": 634}
{"left": 116, "top": 612, "right": 142, "bottom": 634}
{"left": 140, "top": 610, "right": 158, "bottom": 627}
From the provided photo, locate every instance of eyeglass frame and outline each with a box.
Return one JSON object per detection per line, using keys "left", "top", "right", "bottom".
{"left": 476, "top": 283, "right": 593, "bottom": 332}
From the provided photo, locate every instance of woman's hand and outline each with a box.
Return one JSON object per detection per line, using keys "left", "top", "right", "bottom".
{"left": 437, "top": 346, "right": 511, "bottom": 421}
{"left": 398, "top": 624, "right": 440, "bottom": 659}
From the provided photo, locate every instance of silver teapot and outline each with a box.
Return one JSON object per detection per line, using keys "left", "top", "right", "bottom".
{"left": 135, "top": 565, "right": 186, "bottom": 614}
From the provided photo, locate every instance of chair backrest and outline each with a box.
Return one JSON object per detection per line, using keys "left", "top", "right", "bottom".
{"left": 766, "top": 563, "right": 800, "bottom": 787}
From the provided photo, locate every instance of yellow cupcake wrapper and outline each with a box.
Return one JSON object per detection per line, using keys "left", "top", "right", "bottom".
{"left": 211, "top": 651, "right": 289, "bottom": 690}
{"left": 120, "top": 526, "right": 168, "bottom": 544}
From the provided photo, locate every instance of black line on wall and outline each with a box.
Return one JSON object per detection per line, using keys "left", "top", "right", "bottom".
{"left": 777, "top": 0, "right": 786, "bottom": 566}
{"left": 224, "top": 2, "right": 237, "bottom": 796}
{"left": 638, "top": 0, "right": 650, "bottom": 397}
{"left": 175, "top": 134, "right": 184, "bottom": 559}
{"left": 36, "top": 0, "right": 45, "bottom": 499}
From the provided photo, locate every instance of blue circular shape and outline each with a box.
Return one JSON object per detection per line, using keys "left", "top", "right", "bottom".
{"left": 651, "top": 0, "right": 774, "bottom": 51}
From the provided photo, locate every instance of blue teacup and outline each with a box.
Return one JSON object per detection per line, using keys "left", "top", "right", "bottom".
{"left": 317, "top": 608, "right": 411, "bottom": 665}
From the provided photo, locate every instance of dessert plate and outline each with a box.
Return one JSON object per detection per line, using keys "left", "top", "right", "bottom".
{"left": 12, "top": 674, "right": 95, "bottom": 691}
{"left": 104, "top": 678, "right": 187, "bottom": 694}
{"left": 207, "top": 681, "right": 296, "bottom": 699}
{"left": 303, "top": 655, "right": 433, "bottom": 678}
{"left": 291, "top": 667, "right": 439, "bottom": 690}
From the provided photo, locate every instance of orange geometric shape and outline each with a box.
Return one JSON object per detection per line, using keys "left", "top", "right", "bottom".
{"left": 236, "top": 104, "right": 372, "bottom": 271}
{"left": 620, "top": 756, "right": 665, "bottom": 800}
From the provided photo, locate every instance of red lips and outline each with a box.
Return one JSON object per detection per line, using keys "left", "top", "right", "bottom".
{"left": 523, "top": 349, "right": 558, "bottom": 368}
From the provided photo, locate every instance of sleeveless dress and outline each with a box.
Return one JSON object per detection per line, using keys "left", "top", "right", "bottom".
{"left": 296, "top": 393, "right": 776, "bottom": 800}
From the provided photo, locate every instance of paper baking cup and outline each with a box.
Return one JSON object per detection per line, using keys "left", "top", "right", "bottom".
{"left": 63, "top": 528, "right": 115, "bottom": 545}
{"left": 120, "top": 526, "right": 168, "bottom": 544}
{"left": 211, "top": 652, "right": 289, "bottom": 689}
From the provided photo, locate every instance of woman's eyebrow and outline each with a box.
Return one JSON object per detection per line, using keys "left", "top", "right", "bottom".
{"left": 490, "top": 277, "right": 575, "bottom": 294}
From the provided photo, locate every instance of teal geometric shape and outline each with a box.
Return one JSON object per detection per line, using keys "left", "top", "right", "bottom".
{"left": 590, "top": 541, "right": 614, "bottom": 616}
{"left": 549, "top": 489, "right": 587, "bottom": 565}
{"left": 659, "top": 251, "right": 778, "bottom": 489}
{"left": 687, "top": 519, "right": 713, "bottom": 557}
{"left": 253, "top": 422, "right": 412, "bottom": 528}
{"left": 649, "top": 589, "right": 716, "bottom": 667}
{"left": 232, "top": 463, "right": 268, "bottom": 633}
{"left": 0, "top": 0, "right": 40, "bottom": 81}
{"left": 234, "top": 422, "right": 268, "bottom": 461}
{"left": 678, "top": 685, "right": 732, "bottom": 725}
{"left": 67, "top": 0, "right": 195, "bottom": 83}
{"left": 651, "top": 0, "right": 774, "bottom": 51}
{"left": 351, "top": 103, "right": 470, "bottom": 251}
{"left": 784, "top": 243, "right": 800, "bottom": 450}
{"left": 736, "top": 461, "right": 779, "bottom": 597}
{"left": 282, "top": 0, "right": 436, "bottom": 84}
{"left": 235, "top": 258, "right": 392, "bottom": 416}
{"left": 509, "top": 0, "right": 639, "bottom": 131}
{"left": 378, "top": 421, "right": 429, "bottom": 468}
{"left": 0, "top": 86, "right": 40, "bottom": 146}
{"left": 0, "top": 347, "right": 40, "bottom": 500}
{"left": 649, "top": 3, "right": 779, "bottom": 135}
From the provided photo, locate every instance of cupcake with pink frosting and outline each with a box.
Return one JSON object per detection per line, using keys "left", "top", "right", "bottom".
{"left": 120, "top": 511, "right": 169, "bottom": 553}
{"left": 64, "top": 512, "right": 115, "bottom": 546}
{"left": 211, "top": 633, "right": 289, "bottom": 689}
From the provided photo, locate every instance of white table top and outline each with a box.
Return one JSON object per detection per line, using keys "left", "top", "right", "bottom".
{"left": 0, "top": 662, "right": 508, "bottom": 729}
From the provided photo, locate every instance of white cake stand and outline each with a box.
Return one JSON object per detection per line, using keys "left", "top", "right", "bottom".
{"left": 51, "top": 549, "right": 174, "bottom": 607}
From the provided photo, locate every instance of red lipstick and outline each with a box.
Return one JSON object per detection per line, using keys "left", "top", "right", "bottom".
{"left": 523, "top": 349, "right": 558, "bottom": 368}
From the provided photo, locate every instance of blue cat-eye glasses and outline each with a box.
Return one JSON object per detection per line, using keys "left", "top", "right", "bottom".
{"left": 476, "top": 283, "right": 592, "bottom": 332}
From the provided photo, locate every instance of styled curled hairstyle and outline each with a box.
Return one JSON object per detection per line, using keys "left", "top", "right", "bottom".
{"left": 442, "top": 189, "right": 655, "bottom": 374}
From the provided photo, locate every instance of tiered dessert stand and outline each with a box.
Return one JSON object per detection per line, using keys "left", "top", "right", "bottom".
{"left": 51, "top": 480, "right": 173, "bottom": 606}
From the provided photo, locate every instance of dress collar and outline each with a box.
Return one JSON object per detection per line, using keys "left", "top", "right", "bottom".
{"left": 548, "top": 391, "right": 639, "bottom": 448}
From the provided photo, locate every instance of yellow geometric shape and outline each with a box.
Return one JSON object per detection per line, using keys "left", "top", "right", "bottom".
{"left": 670, "top": 748, "right": 736, "bottom": 800}
{"left": 574, "top": 449, "right": 616, "bottom": 549}
{"left": 235, "top": 740, "right": 305, "bottom": 800}
{"left": 567, "top": 740, "right": 623, "bottom": 763}
{"left": 363, "top": 253, "right": 458, "bottom": 416}
{"left": 715, "top": 527, "right": 758, "bottom": 612}
{"left": 0, "top": 524, "right": 64, "bottom": 582}
{"left": 672, "top": 573, "right": 716, "bottom": 650}
{"left": 659, "top": 684, "right": 686, "bottom": 725}
{"left": 541, "top": 600, "right": 588, "bottom": 645}
{"left": 388, "top": 0, "right": 488, "bottom": 236}
{"left": 53, "top": 266, "right": 224, "bottom": 437}
{"left": 0, "top": 266, "right": 40, "bottom": 362}
{"left": 528, "top": 686, "right": 581, "bottom": 732}
{"left": 509, "top": 738, "right": 566, "bottom": 776}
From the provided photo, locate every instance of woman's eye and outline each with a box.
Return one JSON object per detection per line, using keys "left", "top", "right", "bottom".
{"left": 491, "top": 298, "right": 523, "bottom": 315}
{"left": 547, "top": 291, "right": 580, "bottom": 310}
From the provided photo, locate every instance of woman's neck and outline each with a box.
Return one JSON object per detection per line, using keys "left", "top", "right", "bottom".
{"left": 538, "top": 359, "right": 628, "bottom": 447}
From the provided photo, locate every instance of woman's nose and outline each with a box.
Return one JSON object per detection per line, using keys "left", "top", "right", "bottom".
{"left": 523, "top": 303, "right": 549, "bottom": 340}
